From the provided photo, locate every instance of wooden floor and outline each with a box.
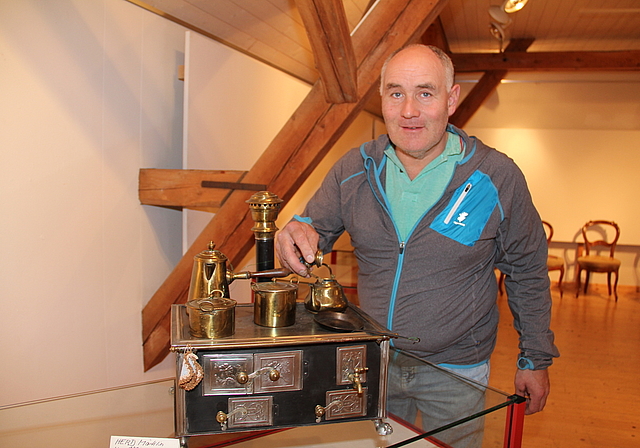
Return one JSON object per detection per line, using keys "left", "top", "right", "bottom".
{"left": 489, "top": 283, "right": 640, "bottom": 447}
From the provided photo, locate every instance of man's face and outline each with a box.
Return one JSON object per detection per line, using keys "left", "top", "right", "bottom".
{"left": 380, "top": 47, "right": 460, "bottom": 160}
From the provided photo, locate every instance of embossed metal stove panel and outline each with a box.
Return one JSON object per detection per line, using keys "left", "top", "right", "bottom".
{"left": 324, "top": 388, "right": 368, "bottom": 420}
{"left": 171, "top": 303, "right": 389, "bottom": 438}
{"left": 201, "top": 353, "right": 253, "bottom": 395}
{"left": 227, "top": 396, "right": 273, "bottom": 428}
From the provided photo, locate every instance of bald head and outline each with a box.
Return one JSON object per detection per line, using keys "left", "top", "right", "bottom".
{"left": 380, "top": 44, "right": 455, "bottom": 95}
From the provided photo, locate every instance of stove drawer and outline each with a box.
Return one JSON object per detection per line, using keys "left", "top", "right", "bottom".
{"left": 201, "top": 350, "right": 303, "bottom": 395}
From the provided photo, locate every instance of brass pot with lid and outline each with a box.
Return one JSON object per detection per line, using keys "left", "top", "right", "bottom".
{"left": 252, "top": 279, "right": 298, "bottom": 328}
{"left": 186, "top": 290, "right": 237, "bottom": 338}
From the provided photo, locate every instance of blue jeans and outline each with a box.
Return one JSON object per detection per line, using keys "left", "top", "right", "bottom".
{"left": 387, "top": 353, "right": 489, "bottom": 448}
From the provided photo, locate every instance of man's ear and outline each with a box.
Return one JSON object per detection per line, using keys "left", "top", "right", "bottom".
{"left": 448, "top": 84, "right": 461, "bottom": 116}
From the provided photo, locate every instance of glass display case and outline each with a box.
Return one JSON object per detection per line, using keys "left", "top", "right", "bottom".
{"left": 0, "top": 346, "right": 524, "bottom": 448}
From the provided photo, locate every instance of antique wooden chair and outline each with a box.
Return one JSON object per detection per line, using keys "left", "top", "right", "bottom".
{"left": 543, "top": 221, "right": 565, "bottom": 297}
{"left": 575, "top": 220, "right": 621, "bottom": 301}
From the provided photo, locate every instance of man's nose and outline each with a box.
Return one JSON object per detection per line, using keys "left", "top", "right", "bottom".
{"left": 401, "top": 96, "right": 419, "bottom": 118}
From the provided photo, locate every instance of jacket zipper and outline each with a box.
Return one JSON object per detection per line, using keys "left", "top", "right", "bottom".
{"left": 444, "top": 182, "right": 472, "bottom": 224}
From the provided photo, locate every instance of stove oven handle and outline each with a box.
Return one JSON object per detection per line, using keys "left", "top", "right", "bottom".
{"left": 315, "top": 400, "right": 343, "bottom": 423}
{"left": 216, "top": 406, "right": 247, "bottom": 431}
{"left": 236, "top": 366, "right": 281, "bottom": 385}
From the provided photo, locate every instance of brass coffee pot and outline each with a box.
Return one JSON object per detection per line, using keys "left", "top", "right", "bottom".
{"left": 187, "top": 242, "right": 290, "bottom": 302}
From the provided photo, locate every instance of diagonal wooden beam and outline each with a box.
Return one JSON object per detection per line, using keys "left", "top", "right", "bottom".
{"left": 420, "top": 17, "right": 450, "bottom": 53}
{"left": 295, "top": 0, "right": 357, "bottom": 103}
{"left": 141, "top": 0, "right": 451, "bottom": 370}
{"left": 450, "top": 38, "right": 534, "bottom": 128}
{"left": 451, "top": 50, "right": 640, "bottom": 72}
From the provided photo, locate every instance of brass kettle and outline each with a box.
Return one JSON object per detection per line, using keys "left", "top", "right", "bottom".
{"left": 303, "top": 264, "right": 348, "bottom": 313}
{"left": 187, "top": 242, "right": 290, "bottom": 302}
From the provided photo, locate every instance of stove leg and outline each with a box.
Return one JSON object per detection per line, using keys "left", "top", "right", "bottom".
{"left": 374, "top": 418, "right": 393, "bottom": 435}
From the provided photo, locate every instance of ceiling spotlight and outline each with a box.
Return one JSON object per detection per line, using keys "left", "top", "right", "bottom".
{"left": 488, "top": 0, "right": 529, "bottom": 50}
{"left": 503, "top": 0, "right": 529, "bottom": 14}
{"left": 489, "top": 5, "right": 511, "bottom": 25}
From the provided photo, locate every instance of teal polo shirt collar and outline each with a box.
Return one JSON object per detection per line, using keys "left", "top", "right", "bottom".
{"left": 384, "top": 132, "right": 465, "bottom": 241}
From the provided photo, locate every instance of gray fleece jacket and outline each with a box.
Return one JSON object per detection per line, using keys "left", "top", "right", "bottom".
{"left": 302, "top": 125, "right": 559, "bottom": 367}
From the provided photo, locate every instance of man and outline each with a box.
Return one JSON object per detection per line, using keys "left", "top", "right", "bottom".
{"left": 276, "top": 44, "right": 559, "bottom": 444}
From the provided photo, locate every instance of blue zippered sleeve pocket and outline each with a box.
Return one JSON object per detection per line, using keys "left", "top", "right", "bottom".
{"left": 430, "top": 170, "right": 499, "bottom": 246}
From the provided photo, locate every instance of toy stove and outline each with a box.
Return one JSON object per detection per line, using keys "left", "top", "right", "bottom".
{"left": 171, "top": 302, "right": 390, "bottom": 441}
{"left": 170, "top": 192, "right": 391, "bottom": 446}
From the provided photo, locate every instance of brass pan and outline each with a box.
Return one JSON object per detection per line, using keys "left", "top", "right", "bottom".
{"left": 314, "top": 310, "right": 419, "bottom": 343}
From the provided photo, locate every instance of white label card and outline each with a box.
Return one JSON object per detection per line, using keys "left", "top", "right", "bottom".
{"left": 110, "top": 436, "right": 180, "bottom": 447}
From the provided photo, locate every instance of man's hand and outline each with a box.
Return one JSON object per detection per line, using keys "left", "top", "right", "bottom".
{"left": 514, "top": 368, "right": 550, "bottom": 415}
{"left": 275, "top": 221, "right": 319, "bottom": 277}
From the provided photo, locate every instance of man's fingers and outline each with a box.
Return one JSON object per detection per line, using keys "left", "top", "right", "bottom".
{"left": 275, "top": 222, "right": 318, "bottom": 277}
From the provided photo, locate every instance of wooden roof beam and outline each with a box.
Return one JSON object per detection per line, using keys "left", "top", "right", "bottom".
{"left": 296, "top": 0, "right": 357, "bottom": 103}
{"left": 450, "top": 38, "right": 534, "bottom": 128}
{"left": 452, "top": 50, "right": 640, "bottom": 72}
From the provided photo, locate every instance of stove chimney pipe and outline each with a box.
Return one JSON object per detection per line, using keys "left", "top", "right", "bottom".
{"left": 247, "top": 191, "right": 283, "bottom": 280}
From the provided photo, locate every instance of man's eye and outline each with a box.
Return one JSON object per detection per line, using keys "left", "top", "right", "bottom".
{"left": 419, "top": 92, "right": 431, "bottom": 98}
{"left": 391, "top": 92, "right": 402, "bottom": 98}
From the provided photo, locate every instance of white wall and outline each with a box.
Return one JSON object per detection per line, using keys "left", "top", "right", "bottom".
{"left": 462, "top": 72, "right": 640, "bottom": 287}
{"left": 0, "top": 0, "right": 185, "bottom": 406}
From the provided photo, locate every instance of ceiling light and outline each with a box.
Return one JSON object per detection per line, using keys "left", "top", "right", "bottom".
{"left": 489, "top": 5, "right": 511, "bottom": 25}
{"left": 488, "top": 0, "right": 529, "bottom": 51}
{"left": 503, "top": 0, "right": 529, "bottom": 14}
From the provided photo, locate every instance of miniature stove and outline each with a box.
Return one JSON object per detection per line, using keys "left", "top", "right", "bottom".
{"left": 171, "top": 302, "right": 391, "bottom": 443}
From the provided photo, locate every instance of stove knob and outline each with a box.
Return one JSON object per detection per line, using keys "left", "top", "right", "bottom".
{"left": 236, "top": 371, "right": 249, "bottom": 384}
{"left": 268, "top": 369, "right": 280, "bottom": 382}
{"left": 314, "top": 404, "right": 326, "bottom": 420}
{"left": 216, "top": 411, "right": 228, "bottom": 424}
